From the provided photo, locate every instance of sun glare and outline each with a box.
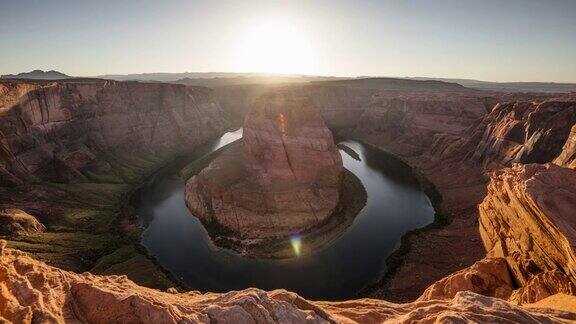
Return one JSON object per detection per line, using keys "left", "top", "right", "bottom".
{"left": 236, "top": 20, "right": 317, "bottom": 75}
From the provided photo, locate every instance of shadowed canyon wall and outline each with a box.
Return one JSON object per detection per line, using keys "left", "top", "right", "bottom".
{"left": 0, "top": 79, "right": 229, "bottom": 289}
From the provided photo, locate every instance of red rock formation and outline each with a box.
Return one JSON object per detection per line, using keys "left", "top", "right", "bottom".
{"left": 214, "top": 83, "right": 377, "bottom": 129}
{"left": 0, "top": 79, "right": 227, "bottom": 185}
{"left": 353, "top": 94, "right": 494, "bottom": 156}
{"left": 555, "top": 124, "right": 576, "bottom": 169}
{"left": 0, "top": 79, "right": 229, "bottom": 286}
{"left": 0, "top": 209, "right": 45, "bottom": 235}
{"left": 462, "top": 100, "right": 576, "bottom": 170}
{"left": 479, "top": 163, "right": 576, "bottom": 303}
{"left": 2, "top": 241, "right": 575, "bottom": 323}
{"left": 185, "top": 91, "right": 342, "bottom": 241}
{"left": 417, "top": 258, "right": 514, "bottom": 301}
{"left": 357, "top": 95, "right": 576, "bottom": 301}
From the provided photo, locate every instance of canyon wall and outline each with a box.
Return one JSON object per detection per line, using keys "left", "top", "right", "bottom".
{"left": 460, "top": 100, "right": 576, "bottom": 170}
{"left": 2, "top": 78, "right": 576, "bottom": 321}
{"left": 213, "top": 78, "right": 477, "bottom": 130}
{"left": 185, "top": 90, "right": 342, "bottom": 242}
{"left": 0, "top": 79, "right": 229, "bottom": 289}
{"left": 214, "top": 84, "right": 375, "bottom": 129}
{"left": 0, "top": 79, "right": 227, "bottom": 185}
{"left": 356, "top": 94, "right": 576, "bottom": 301}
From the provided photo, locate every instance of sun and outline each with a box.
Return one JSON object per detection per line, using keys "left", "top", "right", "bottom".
{"left": 235, "top": 20, "right": 317, "bottom": 75}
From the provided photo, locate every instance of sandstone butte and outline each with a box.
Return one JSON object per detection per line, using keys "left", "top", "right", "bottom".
{"left": 3, "top": 79, "right": 576, "bottom": 322}
{"left": 185, "top": 90, "right": 342, "bottom": 240}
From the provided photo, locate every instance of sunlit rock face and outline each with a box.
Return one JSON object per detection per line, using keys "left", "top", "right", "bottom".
{"left": 479, "top": 163, "right": 576, "bottom": 304}
{"left": 185, "top": 90, "right": 342, "bottom": 241}
{"left": 457, "top": 100, "right": 576, "bottom": 171}
{"left": 3, "top": 242, "right": 576, "bottom": 323}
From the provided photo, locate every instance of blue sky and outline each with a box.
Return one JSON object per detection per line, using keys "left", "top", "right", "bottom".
{"left": 1, "top": 0, "right": 575, "bottom": 82}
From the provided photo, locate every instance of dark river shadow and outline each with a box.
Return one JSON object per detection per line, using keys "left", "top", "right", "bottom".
{"left": 131, "top": 129, "right": 434, "bottom": 300}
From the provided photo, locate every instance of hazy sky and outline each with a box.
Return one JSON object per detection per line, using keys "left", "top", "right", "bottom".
{"left": 1, "top": 0, "right": 575, "bottom": 82}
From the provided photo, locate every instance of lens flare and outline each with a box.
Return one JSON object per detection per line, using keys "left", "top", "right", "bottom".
{"left": 289, "top": 233, "right": 302, "bottom": 257}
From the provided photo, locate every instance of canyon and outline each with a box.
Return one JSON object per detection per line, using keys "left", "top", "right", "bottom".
{"left": 1, "top": 77, "right": 576, "bottom": 322}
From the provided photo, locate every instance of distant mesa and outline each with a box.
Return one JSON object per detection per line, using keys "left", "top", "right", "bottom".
{"left": 1, "top": 69, "right": 71, "bottom": 80}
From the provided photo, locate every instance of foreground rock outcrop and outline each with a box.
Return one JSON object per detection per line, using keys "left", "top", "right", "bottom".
{"left": 479, "top": 163, "right": 576, "bottom": 304}
{"left": 2, "top": 241, "right": 575, "bottom": 323}
{"left": 185, "top": 91, "right": 342, "bottom": 241}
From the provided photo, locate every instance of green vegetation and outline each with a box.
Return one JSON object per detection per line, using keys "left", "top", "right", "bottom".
{"left": 200, "top": 168, "right": 368, "bottom": 259}
{"left": 2, "top": 147, "right": 195, "bottom": 290}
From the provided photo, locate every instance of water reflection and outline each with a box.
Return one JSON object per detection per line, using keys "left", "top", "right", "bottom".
{"left": 132, "top": 130, "right": 434, "bottom": 300}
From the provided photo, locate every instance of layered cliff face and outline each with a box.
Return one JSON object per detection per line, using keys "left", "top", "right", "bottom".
{"left": 0, "top": 79, "right": 229, "bottom": 288}
{"left": 2, "top": 242, "right": 575, "bottom": 324}
{"left": 479, "top": 163, "right": 576, "bottom": 304}
{"left": 353, "top": 93, "right": 495, "bottom": 156}
{"left": 214, "top": 84, "right": 376, "bottom": 129}
{"left": 185, "top": 91, "right": 342, "bottom": 242}
{"left": 357, "top": 94, "right": 576, "bottom": 301}
{"left": 555, "top": 124, "right": 576, "bottom": 169}
{"left": 459, "top": 100, "right": 576, "bottom": 170}
{"left": 0, "top": 79, "right": 226, "bottom": 185}
{"left": 213, "top": 78, "right": 477, "bottom": 131}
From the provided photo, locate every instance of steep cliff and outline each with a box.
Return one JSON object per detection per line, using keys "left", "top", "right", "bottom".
{"left": 357, "top": 95, "right": 576, "bottom": 301}
{"left": 554, "top": 124, "right": 576, "bottom": 169}
{"left": 479, "top": 163, "right": 576, "bottom": 303}
{"left": 353, "top": 93, "right": 495, "bottom": 156}
{"left": 2, "top": 241, "right": 575, "bottom": 324}
{"left": 0, "top": 79, "right": 226, "bottom": 185}
{"left": 185, "top": 90, "right": 342, "bottom": 244}
{"left": 0, "top": 79, "right": 229, "bottom": 288}
{"left": 461, "top": 100, "right": 576, "bottom": 170}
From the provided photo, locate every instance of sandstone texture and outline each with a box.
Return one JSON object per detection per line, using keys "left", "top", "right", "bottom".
{"left": 357, "top": 95, "right": 576, "bottom": 301}
{"left": 0, "top": 209, "right": 45, "bottom": 235}
{"left": 462, "top": 100, "right": 576, "bottom": 170}
{"left": 185, "top": 91, "right": 342, "bottom": 240}
{"left": 213, "top": 77, "right": 476, "bottom": 130}
{"left": 2, "top": 242, "right": 576, "bottom": 324}
{"left": 353, "top": 93, "right": 495, "bottom": 156}
{"left": 554, "top": 124, "right": 576, "bottom": 169}
{"left": 3, "top": 77, "right": 576, "bottom": 322}
{"left": 417, "top": 258, "right": 514, "bottom": 302}
{"left": 479, "top": 163, "right": 576, "bottom": 303}
{"left": 0, "top": 79, "right": 226, "bottom": 185}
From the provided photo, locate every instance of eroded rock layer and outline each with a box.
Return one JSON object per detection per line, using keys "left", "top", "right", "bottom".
{"left": 185, "top": 91, "right": 342, "bottom": 240}
{"left": 479, "top": 163, "right": 576, "bottom": 303}
{"left": 0, "top": 79, "right": 229, "bottom": 288}
{"left": 356, "top": 95, "right": 576, "bottom": 301}
{"left": 2, "top": 242, "right": 575, "bottom": 324}
{"left": 0, "top": 79, "right": 226, "bottom": 185}
{"left": 461, "top": 100, "right": 576, "bottom": 170}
